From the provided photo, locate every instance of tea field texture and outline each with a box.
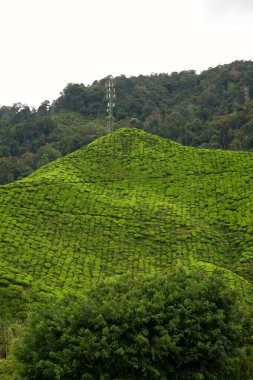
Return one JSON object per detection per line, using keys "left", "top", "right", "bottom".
{"left": 1, "top": 128, "right": 253, "bottom": 317}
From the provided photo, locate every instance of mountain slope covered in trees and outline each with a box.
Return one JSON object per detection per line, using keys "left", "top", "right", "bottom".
{"left": 1, "top": 60, "right": 253, "bottom": 184}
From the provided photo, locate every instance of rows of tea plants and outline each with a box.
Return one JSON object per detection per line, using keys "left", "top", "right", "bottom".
{"left": 1, "top": 128, "right": 253, "bottom": 298}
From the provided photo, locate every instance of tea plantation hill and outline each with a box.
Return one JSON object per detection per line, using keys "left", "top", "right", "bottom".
{"left": 1, "top": 127, "right": 253, "bottom": 320}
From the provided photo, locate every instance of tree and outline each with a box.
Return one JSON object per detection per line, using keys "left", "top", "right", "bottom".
{"left": 15, "top": 266, "right": 253, "bottom": 379}
{"left": 35, "top": 144, "right": 62, "bottom": 168}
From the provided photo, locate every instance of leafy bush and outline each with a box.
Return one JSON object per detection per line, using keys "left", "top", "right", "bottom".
{"left": 15, "top": 266, "right": 253, "bottom": 379}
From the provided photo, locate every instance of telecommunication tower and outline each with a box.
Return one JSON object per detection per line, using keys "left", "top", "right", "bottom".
{"left": 106, "top": 75, "right": 115, "bottom": 133}
{"left": 244, "top": 86, "right": 250, "bottom": 102}
{"left": 50, "top": 101, "right": 56, "bottom": 117}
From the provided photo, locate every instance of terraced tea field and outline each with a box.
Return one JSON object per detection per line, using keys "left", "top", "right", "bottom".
{"left": 1, "top": 128, "right": 253, "bottom": 317}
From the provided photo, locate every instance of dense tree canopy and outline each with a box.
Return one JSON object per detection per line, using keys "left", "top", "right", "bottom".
{"left": 1, "top": 60, "right": 253, "bottom": 184}
{"left": 15, "top": 267, "right": 253, "bottom": 379}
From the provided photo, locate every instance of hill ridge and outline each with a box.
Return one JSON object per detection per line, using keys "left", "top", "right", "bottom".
{"left": 1, "top": 128, "right": 253, "bottom": 320}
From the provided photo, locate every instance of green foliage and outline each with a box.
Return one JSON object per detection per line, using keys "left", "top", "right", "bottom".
{"left": 0, "top": 108, "right": 107, "bottom": 184}
{"left": 1, "top": 61, "right": 253, "bottom": 184}
{"left": 0, "top": 261, "right": 53, "bottom": 362}
{"left": 0, "top": 322, "right": 22, "bottom": 380}
{"left": 15, "top": 267, "right": 253, "bottom": 379}
{"left": 55, "top": 61, "right": 253, "bottom": 150}
{"left": 1, "top": 63, "right": 253, "bottom": 375}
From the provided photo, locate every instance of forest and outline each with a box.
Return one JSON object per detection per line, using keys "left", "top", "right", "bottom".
{"left": 1, "top": 60, "right": 253, "bottom": 184}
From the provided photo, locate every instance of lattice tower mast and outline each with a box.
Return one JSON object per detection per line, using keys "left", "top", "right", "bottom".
{"left": 244, "top": 86, "right": 250, "bottom": 102}
{"left": 106, "top": 75, "right": 115, "bottom": 133}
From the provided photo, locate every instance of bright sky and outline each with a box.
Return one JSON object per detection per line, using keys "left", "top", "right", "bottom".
{"left": 0, "top": 0, "right": 252, "bottom": 108}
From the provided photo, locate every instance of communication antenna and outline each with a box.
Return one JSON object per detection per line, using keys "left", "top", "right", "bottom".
{"left": 50, "top": 101, "right": 56, "bottom": 117}
{"left": 106, "top": 75, "right": 115, "bottom": 133}
{"left": 244, "top": 86, "right": 250, "bottom": 102}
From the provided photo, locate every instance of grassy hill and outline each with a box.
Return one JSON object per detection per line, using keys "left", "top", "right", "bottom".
{"left": 1, "top": 127, "right": 253, "bottom": 323}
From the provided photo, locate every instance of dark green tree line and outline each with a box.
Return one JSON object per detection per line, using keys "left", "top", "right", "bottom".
{"left": 1, "top": 60, "right": 253, "bottom": 184}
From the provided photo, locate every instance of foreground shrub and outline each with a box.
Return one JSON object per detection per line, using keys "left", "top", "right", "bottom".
{"left": 15, "top": 267, "right": 253, "bottom": 379}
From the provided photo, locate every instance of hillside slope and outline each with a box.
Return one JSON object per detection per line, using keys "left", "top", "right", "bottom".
{"left": 1, "top": 128, "right": 253, "bottom": 303}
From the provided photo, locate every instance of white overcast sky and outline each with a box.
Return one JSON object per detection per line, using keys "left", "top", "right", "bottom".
{"left": 0, "top": 0, "right": 252, "bottom": 107}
